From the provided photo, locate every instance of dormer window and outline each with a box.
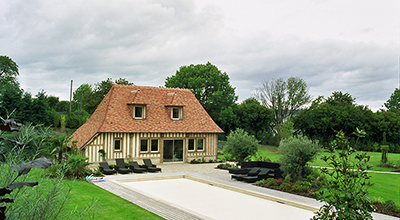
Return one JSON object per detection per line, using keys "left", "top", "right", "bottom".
{"left": 171, "top": 107, "right": 182, "bottom": 120}
{"left": 134, "top": 105, "right": 145, "bottom": 119}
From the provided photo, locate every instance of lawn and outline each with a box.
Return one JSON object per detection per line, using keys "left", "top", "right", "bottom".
{"left": 368, "top": 172, "right": 400, "bottom": 205}
{"left": 65, "top": 180, "right": 163, "bottom": 220}
{"left": 219, "top": 143, "right": 400, "bottom": 205}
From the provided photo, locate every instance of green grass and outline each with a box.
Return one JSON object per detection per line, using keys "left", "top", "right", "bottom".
{"left": 368, "top": 172, "right": 400, "bottom": 205}
{"left": 219, "top": 143, "right": 400, "bottom": 206}
{"left": 66, "top": 180, "right": 163, "bottom": 220}
{"left": 309, "top": 151, "right": 400, "bottom": 171}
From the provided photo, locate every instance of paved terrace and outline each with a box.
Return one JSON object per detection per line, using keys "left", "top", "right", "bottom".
{"left": 93, "top": 163, "right": 397, "bottom": 220}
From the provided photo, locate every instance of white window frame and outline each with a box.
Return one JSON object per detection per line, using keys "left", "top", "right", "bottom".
{"left": 171, "top": 107, "right": 182, "bottom": 120}
{"left": 134, "top": 105, "right": 146, "bottom": 119}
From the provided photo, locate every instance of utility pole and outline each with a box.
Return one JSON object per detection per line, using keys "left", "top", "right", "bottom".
{"left": 80, "top": 89, "right": 83, "bottom": 113}
{"left": 69, "top": 80, "right": 73, "bottom": 113}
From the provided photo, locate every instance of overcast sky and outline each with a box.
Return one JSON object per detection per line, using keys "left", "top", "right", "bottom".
{"left": 1, "top": 0, "right": 398, "bottom": 111}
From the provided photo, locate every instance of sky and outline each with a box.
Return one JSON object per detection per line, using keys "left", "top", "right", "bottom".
{"left": 1, "top": 0, "right": 399, "bottom": 111}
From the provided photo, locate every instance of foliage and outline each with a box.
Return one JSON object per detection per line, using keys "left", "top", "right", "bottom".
{"left": 278, "top": 135, "right": 320, "bottom": 181}
{"left": 235, "top": 98, "right": 274, "bottom": 142}
{"left": 381, "top": 145, "right": 389, "bottom": 164}
{"left": 216, "top": 163, "right": 236, "bottom": 169}
{"left": 64, "top": 154, "right": 91, "bottom": 179}
{"left": 255, "top": 77, "right": 311, "bottom": 127}
{"left": 43, "top": 134, "right": 74, "bottom": 163}
{"left": 224, "top": 128, "right": 259, "bottom": 164}
{"left": 54, "top": 100, "right": 70, "bottom": 112}
{"left": 98, "top": 149, "right": 106, "bottom": 161}
{"left": 165, "top": 62, "right": 238, "bottom": 128}
{"left": 71, "top": 78, "right": 134, "bottom": 114}
{"left": 313, "top": 129, "right": 374, "bottom": 220}
{"left": 0, "top": 88, "right": 53, "bottom": 126}
{"left": 274, "top": 118, "right": 294, "bottom": 146}
{"left": 1, "top": 123, "right": 50, "bottom": 161}
{"left": 0, "top": 118, "right": 61, "bottom": 219}
{"left": 46, "top": 95, "right": 59, "bottom": 110}
{"left": 294, "top": 91, "right": 375, "bottom": 147}
{"left": 384, "top": 88, "right": 400, "bottom": 110}
{"left": 0, "top": 56, "right": 19, "bottom": 88}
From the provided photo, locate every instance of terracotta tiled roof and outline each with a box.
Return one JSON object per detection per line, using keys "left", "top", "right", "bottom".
{"left": 71, "top": 85, "right": 224, "bottom": 149}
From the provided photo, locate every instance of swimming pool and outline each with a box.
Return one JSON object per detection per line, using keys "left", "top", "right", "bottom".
{"left": 119, "top": 176, "right": 316, "bottom": 220}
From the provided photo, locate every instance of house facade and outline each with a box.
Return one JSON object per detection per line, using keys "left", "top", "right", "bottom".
{"left": 71, "top": 85, "right": 224, "bottom": 164}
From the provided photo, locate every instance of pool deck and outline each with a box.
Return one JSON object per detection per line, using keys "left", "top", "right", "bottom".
{"left": 93, "top": 163, "right": 397, "bottom": 220}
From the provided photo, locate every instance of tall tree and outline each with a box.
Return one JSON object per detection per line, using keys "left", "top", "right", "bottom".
{"left": 165, "top": 62, "right": 238, "bottom": 126}
{"left": 236, "top": 98, "right": 274, "bottom": 141}
{"left": 293, "top": 91, "right": 374, "bottom": 146}
{"left": 0, "top": 85, "right": 23, "bottom": 120}
{"left": 0, "top": 55, "right": 19, "bottom": 88}
{"left": 255, "top": 77, "right": 311, "bottom": 127}
{"left": 31, "top": 90, "right": 52, "bottom": 125}
{"left": 72, "top": 83, "right": 94, "bottom": 113}
{"left": 73, "top": 78, "right": 134, "bottom": 114}
{"left": 47, "top": 96, "right": 59, "bottom": 110}
{"left": 384, "top": 88, "right": 400, "bottom": 111}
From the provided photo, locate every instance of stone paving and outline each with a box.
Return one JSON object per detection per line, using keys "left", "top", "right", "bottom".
{"left": 93, "top": 163, "right": 398, "bottom": 220}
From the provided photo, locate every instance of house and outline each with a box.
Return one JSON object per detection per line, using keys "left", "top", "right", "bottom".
{"left": 71, "top": 85, "right": 224, "bottom": 164}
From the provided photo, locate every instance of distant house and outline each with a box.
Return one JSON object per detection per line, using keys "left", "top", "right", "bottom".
{"left": 71, "top": 85, "right": 223, "bottom": 164}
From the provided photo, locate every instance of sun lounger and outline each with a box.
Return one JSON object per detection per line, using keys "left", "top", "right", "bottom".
{"left": 115, "top": 159, "right": 132, "bottom": 174}
{"left": 143, "top": 159, "right": 162, "bottom": 172}
{"left": 128, "top": 161, "right": 147, "bottom": 173}
{"left": 231, "top": 167, "right": 260, "bottom": 181}
{"left": 242, "top": 168, "right": 272, "bottom": 183}
{"left": 99, "top": 162, "right": 117, "bottom": 175}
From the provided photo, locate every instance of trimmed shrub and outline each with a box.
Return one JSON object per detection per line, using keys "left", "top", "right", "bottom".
{"left": 224, "top": 128, "right": 259, "bottom": 164}
{"left": 278, "top": 135, "right": 320, "bottom": 181}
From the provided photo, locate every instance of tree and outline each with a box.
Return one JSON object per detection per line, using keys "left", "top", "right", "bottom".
{"left": 72, "top": 83, "right": 94, "bottom": 113}
{"left": 294, "top": 91, "right": 374, "bottom": 146}
{"left": 79, "top": 78, "right": 134, "bottom": 114}
{"left": 384, "top": 88, "right": 400, "bottom": 111}
{"left": 30, "top": 90, "right": 52, "bottom": 126}
{"left": 165, "top": 62, "right": 238, "bottom": 126}
{"left": 54, "top": 101, "right": 70, "bottom": 112}
{"left": 255, "top": 77, "right": 311, "bottom": 127}
{"left": 224, "top": 128, "right": 259, "bottom": 164}
{"left": 0, "top": 85, "right": 23, "bottom": 120}
{"left": 0, "top": 56, "right": 19, "bottom": 88}
{"left": 236, "top": 98, "right": 274, "bottom": 142}
{"left": 47, "top": 96, "right": 59, "bottom": 110}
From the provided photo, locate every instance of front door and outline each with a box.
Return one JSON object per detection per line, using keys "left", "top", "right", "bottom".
{"left": 163, "top": 140, "right": 184, "bottom": 162}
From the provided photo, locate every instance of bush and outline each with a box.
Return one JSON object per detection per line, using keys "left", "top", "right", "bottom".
{"left": 278, "top": 135, "right": 320, "bottom": 181}
{"left": 313, "top": 129, "right": 374, "bottom": 220}
{"left": 306, "top": 169, "right": 327, "bottom": 188}
{"left": 279, "top": 182, "right": 292, "bottom": 191}
{"left": 66, "top": 113, "right": 80, "bottom": 129}
{"left": 291, "top": 181, "right": 309, "bottom": 193}
{"left": 266, "top": 178, "right": 278, "bottom": 186}
{"left": 54, "top": 113, "right": 61, "bottom": 127}
{"left": 224, "top": 128, "right": 259, "bottom": 164}
{"left": 65, "top": 154, "right": 91, "bottom": 179}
